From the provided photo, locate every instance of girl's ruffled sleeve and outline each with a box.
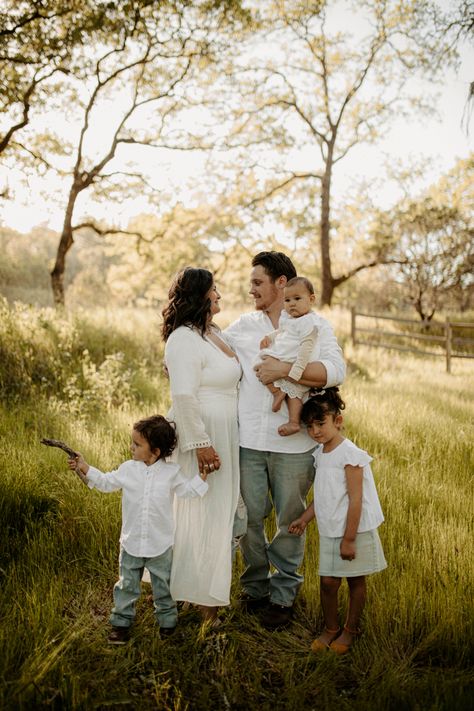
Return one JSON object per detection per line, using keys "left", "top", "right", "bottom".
{"left": 341, "top": 443, "right": 373, "bottom": 468}
{"left": 165, "top": 328, "right": 212, "bottom": 452}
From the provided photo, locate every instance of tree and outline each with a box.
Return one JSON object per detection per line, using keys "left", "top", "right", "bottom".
{"left": 380, "top": 156, "right": 474, "bottom": 320}
{"left": 207, "top": 0, "right": 458, "bottom": 305}
{"left": 0, "top": 1, "right": 248, "bottom": 304}
{"left": 0, "top": 1, "right": 247, "bottom": 305}
{"left": 0, "top": 0, "right": 125, "bottom": 158}
{"left": 0, "top": 1, "right": 248, "bottom": 158}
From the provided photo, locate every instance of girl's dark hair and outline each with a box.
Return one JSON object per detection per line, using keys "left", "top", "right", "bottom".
{"left": 161, "top": 267, "right": 214, "bottom": 341}
{"left": 251, "top": 251, "right": 297, "bottom": 282}
{"left": 285, "top": 276, "right": 314, "bottom": 295}
{"left": 133, "top": 415, "right": 177, "bottom": 459}
{"left": 301, "top": 387, "right": 346, "bottom": 424}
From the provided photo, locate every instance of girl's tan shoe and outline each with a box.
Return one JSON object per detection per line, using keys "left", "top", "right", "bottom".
{"left": 328, "top": 625, "right": 360, "bottom": 654}
{"left": 310, "top": 627, "right": 341, "bottom": 653}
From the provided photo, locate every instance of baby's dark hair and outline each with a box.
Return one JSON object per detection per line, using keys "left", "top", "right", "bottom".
{"left": 285, "top": 276, "right": 314, "bottom": 295}
{"left": 133, "top": 415, "right": 177, "bottom": 459}
{"left": 301, "top": 387, "right": 346, "bottom": 424}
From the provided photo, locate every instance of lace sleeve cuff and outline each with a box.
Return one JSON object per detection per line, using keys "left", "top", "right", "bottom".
{"left": 181, "top": 438, "right": 212, "bottom": 452}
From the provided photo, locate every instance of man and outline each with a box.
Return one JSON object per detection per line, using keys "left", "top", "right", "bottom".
{"left": 225, "top": 251, "right": 345, "bottom": 629}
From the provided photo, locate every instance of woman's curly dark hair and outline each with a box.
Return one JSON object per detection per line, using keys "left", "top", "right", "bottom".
{"left": 161, "top": 267, "right": 214, "bottom": 341}
{"left": 133, "top": 415, "right": 177, "bottom": 459}
{"left": 301, "top": 387, "right": 346, "bottom": 424}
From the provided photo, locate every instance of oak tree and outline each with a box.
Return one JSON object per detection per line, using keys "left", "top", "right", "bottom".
{"left": 209, "top": 0, "right": 459, "bottom": 304}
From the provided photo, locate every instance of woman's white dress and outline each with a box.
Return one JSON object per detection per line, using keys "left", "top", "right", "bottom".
{"left": 165, "top": 326, "right": 241, "bottom": 606}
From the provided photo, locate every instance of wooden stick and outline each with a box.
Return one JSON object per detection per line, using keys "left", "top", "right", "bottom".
{"left": 40, "top": 438, "right": 78, "bottom": 458}
{"left": 40, "top": 438, "right": 88, "bottom": 484}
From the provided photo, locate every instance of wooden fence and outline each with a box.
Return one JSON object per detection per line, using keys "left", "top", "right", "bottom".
{"left": 350, "top": 308, "right": 474, "bottom": 373}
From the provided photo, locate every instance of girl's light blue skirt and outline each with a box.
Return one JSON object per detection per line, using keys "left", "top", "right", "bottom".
{"left": 318, "top": 528, "right": 387, "bottom": 578}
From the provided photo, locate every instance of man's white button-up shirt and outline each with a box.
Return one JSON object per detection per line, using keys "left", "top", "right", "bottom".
{"left": 86, "top": 460, "right": 208, "bottom": 557}
{"left": 224, "top": 310, "right": 345, "bottom": 454}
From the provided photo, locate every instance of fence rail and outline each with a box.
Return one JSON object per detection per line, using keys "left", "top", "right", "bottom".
{"left": 350, "top": 308, "right": 474, "bottom": 373}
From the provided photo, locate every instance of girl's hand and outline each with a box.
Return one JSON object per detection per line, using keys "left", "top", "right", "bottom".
{"left": 260, "top": 336, "right": 271, "bottom": 349}
{"left": 67, "top": 453, "right": 89, "bottom": 476}
{"left": 288, "top": 517, "right": 307, "bottom": 536}
{"left": 196, "top": 446, "right": 221, "bottom": 478}
{"left": 340, "top": 538, "right": 356, "bottom": 561}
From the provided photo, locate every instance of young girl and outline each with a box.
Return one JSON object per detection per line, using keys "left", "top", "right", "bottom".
{"left": 68, "top": 415, "right": 210, "bottom": 644}
{"left": 289, "top": 388, "right": 386, "bottom": 654}
{"left": 255, "top": 276, "right": 318, "bottom": 436}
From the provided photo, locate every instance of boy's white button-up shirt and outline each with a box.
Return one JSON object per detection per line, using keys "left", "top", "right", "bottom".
{"left": 224, "top": 310, "right": 346, "bottom": 454}
{"left": 86, "top": 460, "right": 208, "bottom": 557}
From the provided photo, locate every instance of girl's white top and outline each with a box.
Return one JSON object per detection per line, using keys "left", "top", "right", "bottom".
{"left": 313, "top": 438, "right": 384, "bottom": 537}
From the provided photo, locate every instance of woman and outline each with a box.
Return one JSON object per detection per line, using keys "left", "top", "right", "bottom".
{"left": 162, "top": 267, "right": 242, "bottom": 623}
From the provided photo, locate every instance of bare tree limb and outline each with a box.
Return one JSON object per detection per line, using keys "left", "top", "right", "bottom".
{"left": 40, "top": 438, "right": 88, "bottom": 484}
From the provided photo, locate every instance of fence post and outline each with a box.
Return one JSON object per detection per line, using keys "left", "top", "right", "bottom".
{"left": 351, "top": 307, "right": 357, "bottom": 346}
{"left": 445, "top": 317, "right": 452, "bottom": 373}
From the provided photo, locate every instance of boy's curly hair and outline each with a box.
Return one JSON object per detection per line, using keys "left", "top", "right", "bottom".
{"left": 133, "top": 415, "right": 177, "bottom": 459}
{"left": 301, "top": 387, "right": 345, "bottom": 424}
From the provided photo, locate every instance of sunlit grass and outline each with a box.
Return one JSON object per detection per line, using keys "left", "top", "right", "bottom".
{"left": 0, "top": 303, "right": 473, "bottom": 709}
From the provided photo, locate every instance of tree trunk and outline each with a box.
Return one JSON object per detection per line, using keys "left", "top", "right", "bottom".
{"left": 319, "top": 142, "right": 335, "bottom": 307}
{"left": 51, "top": 188, "right": 78, "bottom": 306}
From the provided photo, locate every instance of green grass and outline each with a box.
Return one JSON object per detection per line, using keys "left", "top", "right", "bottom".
{"left": 0, "top": 304, "right": 473, "bottom": 709}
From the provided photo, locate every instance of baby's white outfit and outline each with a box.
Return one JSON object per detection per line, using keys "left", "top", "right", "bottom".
{"left": 255, "top": 312, "right": 318, "bottom": 399}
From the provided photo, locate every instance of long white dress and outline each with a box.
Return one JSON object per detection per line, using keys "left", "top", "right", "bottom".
{"left": 165, "top": 325, "right": 241, "bottom": 606}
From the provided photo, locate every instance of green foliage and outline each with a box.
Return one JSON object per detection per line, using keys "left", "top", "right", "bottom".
{"left": 0, "top": 298, "right": 166, "bottom": 414}
{"left": 0, "top": 304, "right": 473, "bottom": 709}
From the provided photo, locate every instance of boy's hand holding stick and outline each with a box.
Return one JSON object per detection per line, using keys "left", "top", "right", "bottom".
{"left": 40, "top": 438, "right": 89, "bottom": 484}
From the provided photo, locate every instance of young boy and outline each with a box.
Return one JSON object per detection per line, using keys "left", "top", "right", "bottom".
{"left": 68, "top": 415, "right": 210, "bottom": 644}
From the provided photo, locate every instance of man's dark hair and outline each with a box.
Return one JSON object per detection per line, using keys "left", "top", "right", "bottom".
{"left": 251, "top": 251, "right": 297, "bottom": 282}
{"left": 133, "top": 415, "right": 177, "bottom": 459}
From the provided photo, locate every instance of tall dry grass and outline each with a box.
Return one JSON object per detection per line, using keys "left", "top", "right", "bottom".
{"left": 0, "top": 301, "right": 472, "bottom": 709}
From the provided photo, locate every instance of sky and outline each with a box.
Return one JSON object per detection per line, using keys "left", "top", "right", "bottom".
{"left": 1, "top": 6, "right": 473, "bottom": 234}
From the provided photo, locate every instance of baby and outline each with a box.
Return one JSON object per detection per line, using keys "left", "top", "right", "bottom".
{"left": 255, "top": 276, "right": 318, "bottom": 436}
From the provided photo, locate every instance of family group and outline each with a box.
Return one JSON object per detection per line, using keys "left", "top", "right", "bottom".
{"left": 68, "top": 251, "right": 387, "bottom": 654}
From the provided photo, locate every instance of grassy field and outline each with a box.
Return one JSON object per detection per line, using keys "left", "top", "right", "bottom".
{"left": 0, "top": 300, "right": 473, "bottom": 710}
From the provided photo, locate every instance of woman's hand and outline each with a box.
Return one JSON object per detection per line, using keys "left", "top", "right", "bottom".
{"left": 196, "top": 446, "right": 221, "bottom": 478}
{"left": 255, "top": 355, "right": 290, "bottom": 385}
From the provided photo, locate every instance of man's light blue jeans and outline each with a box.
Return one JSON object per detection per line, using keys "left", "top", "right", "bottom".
{"left": 110, "top": 546, "right": 177, "bottom": 629}
{"left": 239, "top": 447, "right": 315, "bottom": 607}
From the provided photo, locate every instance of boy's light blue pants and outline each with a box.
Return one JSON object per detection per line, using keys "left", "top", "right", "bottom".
{"left": 110, "top": 546, "right": 177, "bottom": 629}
